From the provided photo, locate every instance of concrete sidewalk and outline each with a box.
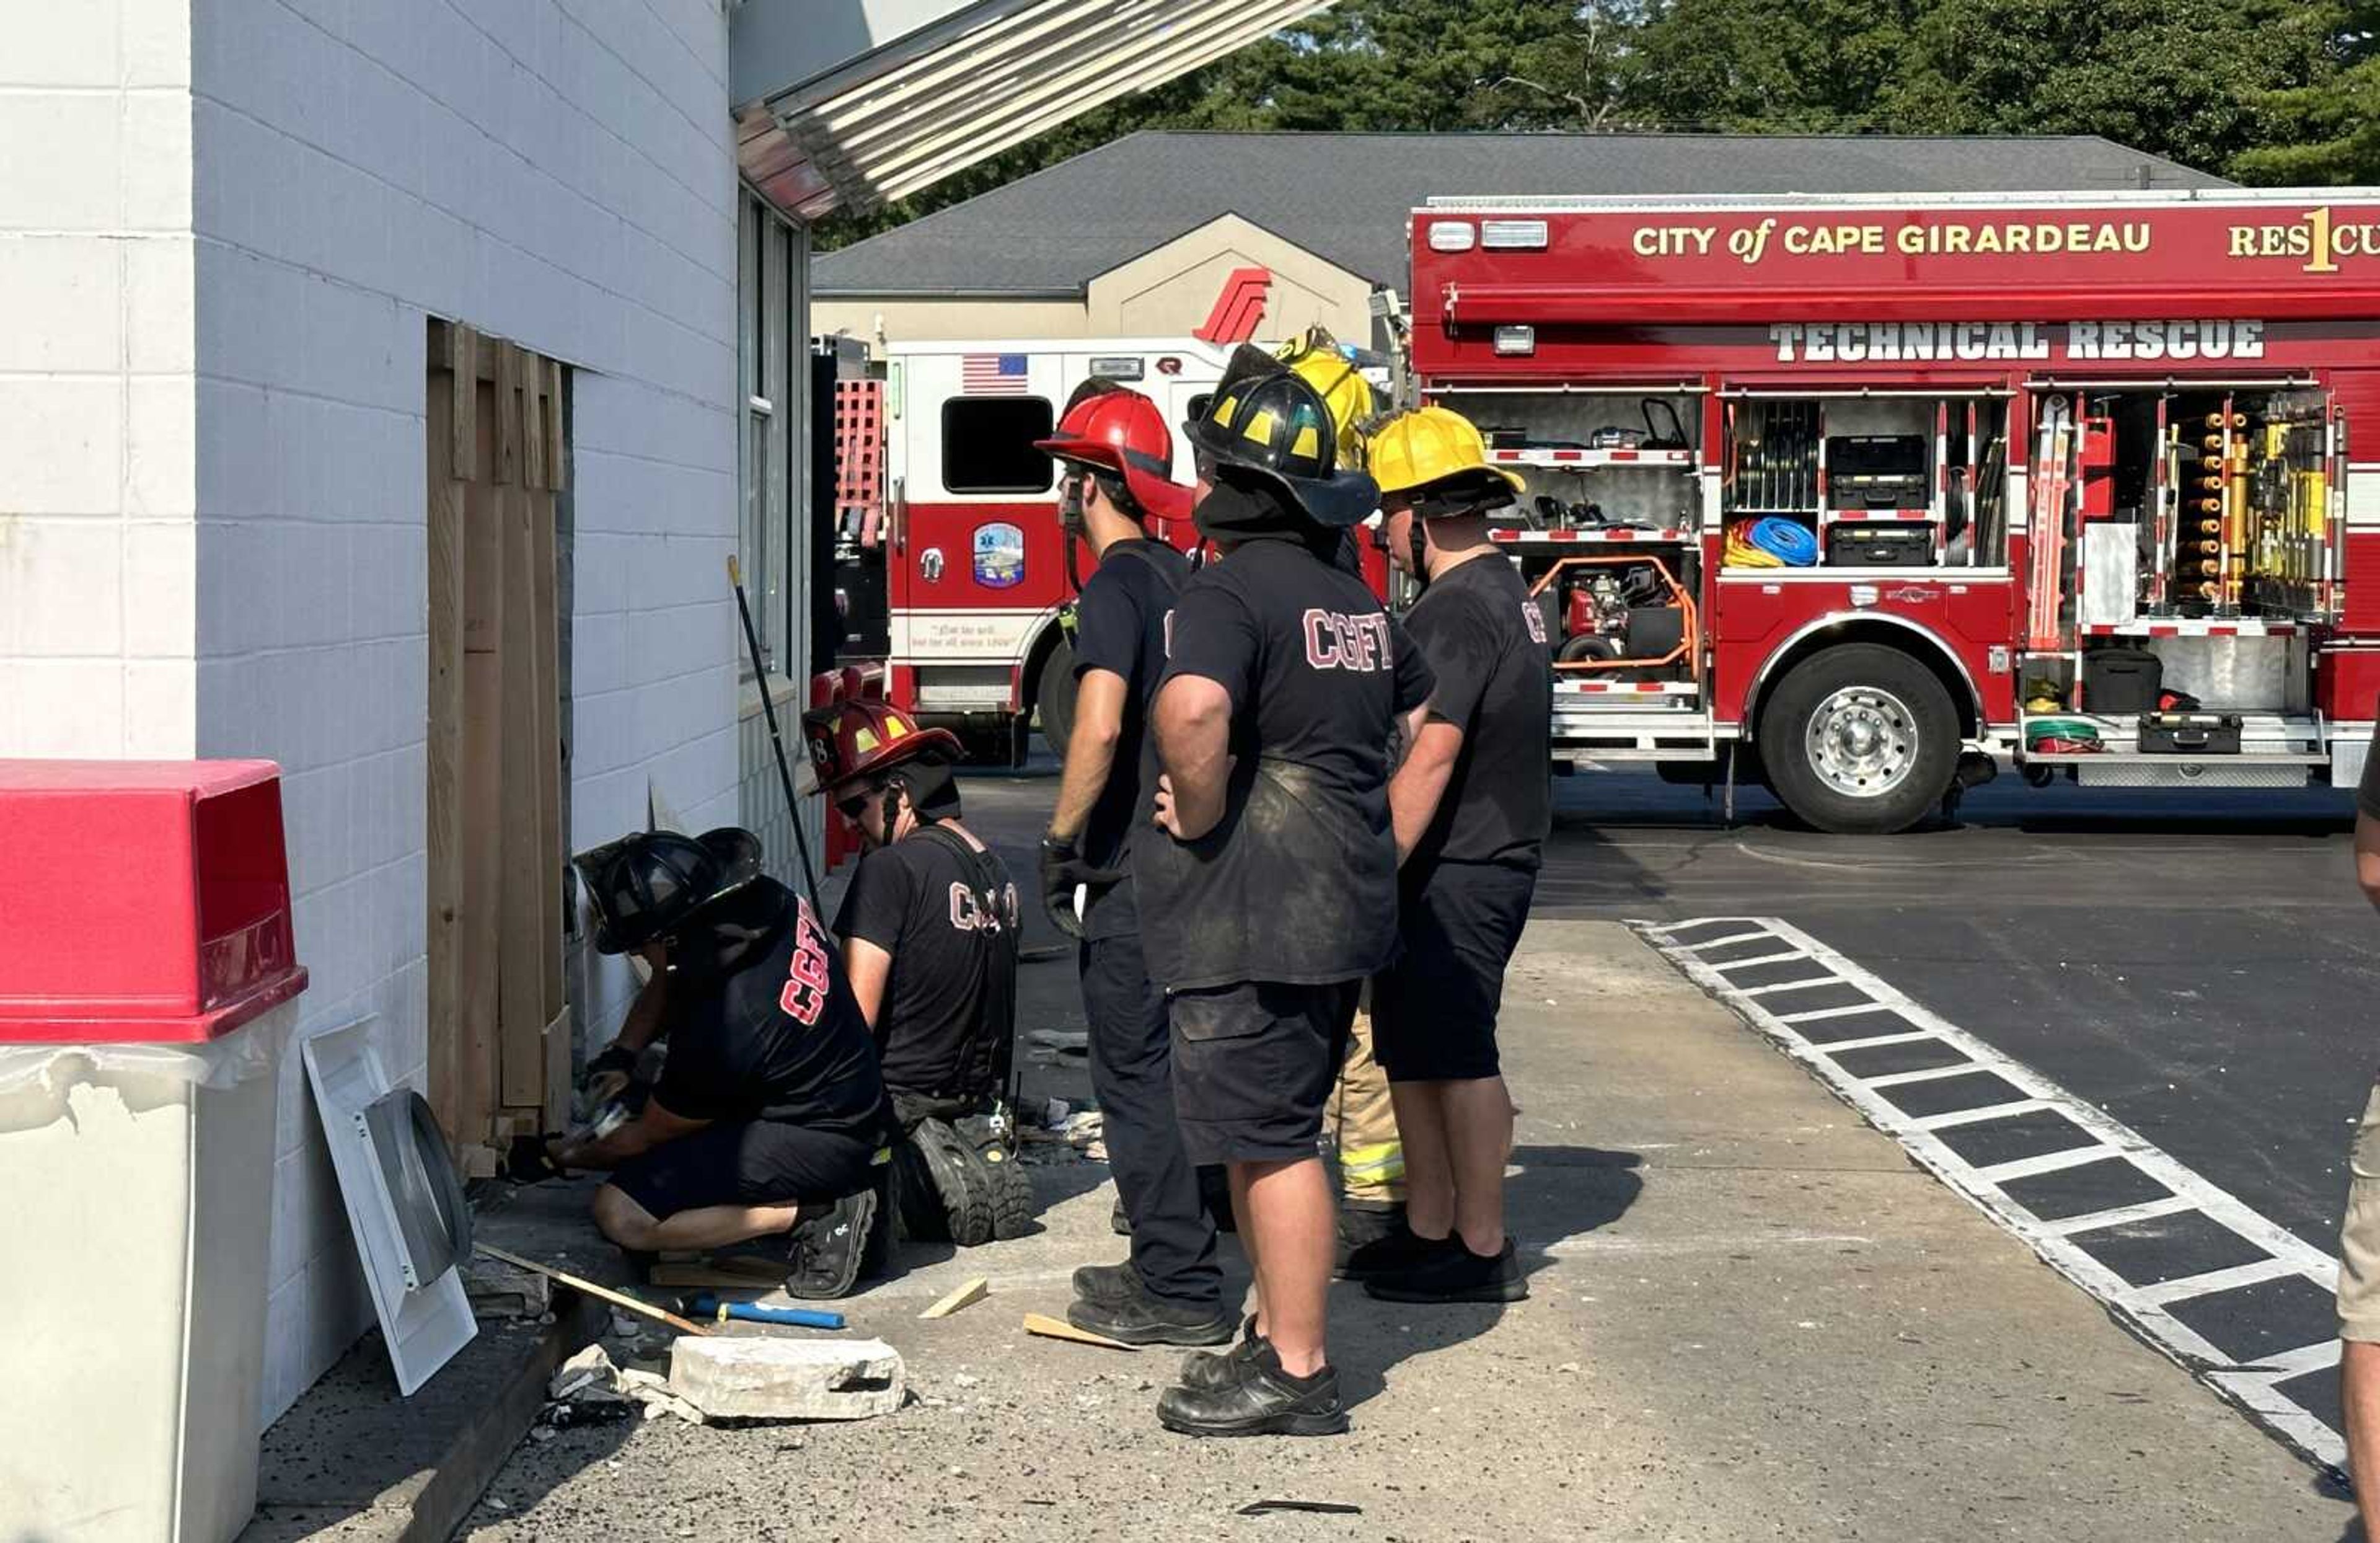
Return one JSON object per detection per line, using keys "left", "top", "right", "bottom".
{"left": 459, "top": 921, "right": 2348, "bottom": 1541}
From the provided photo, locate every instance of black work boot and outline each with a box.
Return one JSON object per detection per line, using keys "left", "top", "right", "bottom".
{"left": 783, "top": 1188, "right": 878, "bottom": 1301}
{"left": 1334, "top": 1200, "right": 1406, "bottom": 1273}
{"left": 1364, "top": 1235, "right": 1527, "bottom": 1304}
{"left": 1157, "top": 1341, "right": 1347, "bottom": 1438}
{"left": 1338, "top": 1220, "right": 1458, "bottom": 1281}
{"left": 1068, "top": 1274, "right": 1236, "bottom": 1347}
{"left": 1177, "top": 1314, "right": 1263, "bottom": 1391}
{"left": 1071, "top": 1260, "right": 1143, "bottom": 1306}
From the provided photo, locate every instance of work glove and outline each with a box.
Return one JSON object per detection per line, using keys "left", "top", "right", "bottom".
{"left": 583, "top": 1041, "right": 640, "bottom": 1105}
{"left": 1038, "top": 834, "right": 1120, "bottom": 940}
{"left": 503, "top": 1133, "right": 566, "bottom": 1185}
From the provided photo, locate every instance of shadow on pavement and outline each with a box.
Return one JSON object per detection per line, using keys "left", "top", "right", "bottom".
{"left": 1338, "top": 1144, "right": 1643, "bottom": 1410}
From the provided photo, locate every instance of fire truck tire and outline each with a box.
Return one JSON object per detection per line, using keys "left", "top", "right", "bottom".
{"left": 1036, "top": 639, "right": 1078, "bottom": 759}
{"left": 1759, "top": 645, "right": 1957, "bottom": 834}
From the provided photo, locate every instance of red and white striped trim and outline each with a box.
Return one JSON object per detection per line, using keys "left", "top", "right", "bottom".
{"left": 2081, "top": 621, "right": 2299, "bottom": 638}
{"left": 1491, "top": 527, "right": 1691, "bottom": 544}
{"left": 1825, "top": 510, "right": 1934, "bottom": 523}
{"left": 1488, "top": 447, "right": 1693, "bottom": 467}
{"left": 1556, "top": 680, "right": 1703, "bottom": 696}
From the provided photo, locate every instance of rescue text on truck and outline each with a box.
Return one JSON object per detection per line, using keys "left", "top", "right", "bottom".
{"left": 1409, "top": 190, "right": 2380, "bottom": 834}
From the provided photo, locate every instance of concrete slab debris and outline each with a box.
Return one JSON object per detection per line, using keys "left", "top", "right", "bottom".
{"left": 462, "top": 1255, "right": 554, "bottom": 1320}
{"left": 668, "top": 1336, "right": 906, "bottom": 1421}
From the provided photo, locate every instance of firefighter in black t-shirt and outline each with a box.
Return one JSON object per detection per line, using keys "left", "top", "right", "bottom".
{"left": 1139, "top": 361, "right": 1435, "bottom": 1437}
{"left": 1024, "top": 387, "right": 1236, "bottom": 1345}
{"left": 803, "top": 698, "right": 1033, "bottom": 1247}
{"left": 538, "top": 828, "right": 893, "bottom": 1300}
{"left": 1347, "top": 406, "right": 1553, "bottom": 1305}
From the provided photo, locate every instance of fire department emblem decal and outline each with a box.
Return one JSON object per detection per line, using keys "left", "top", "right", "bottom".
{"left": 973, "top": 522, "right": 1025, "bottom": 589}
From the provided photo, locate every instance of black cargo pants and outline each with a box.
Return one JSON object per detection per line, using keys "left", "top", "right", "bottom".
{"left": 1081, "top": 929, "right": 1222, "bottom": 1308}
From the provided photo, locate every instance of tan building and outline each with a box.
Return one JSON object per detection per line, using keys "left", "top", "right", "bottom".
{"left": 815, "top": 130, "right": 2223, "bottom": 351}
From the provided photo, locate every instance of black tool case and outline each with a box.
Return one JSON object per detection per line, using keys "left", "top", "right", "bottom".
{"left": 2136, "top": 711, "right": 2243, "bottom": 754}
{"left": 2082, "top": 648, "right": 2162, "bottom": 714}
{"left": 1824, "top": 525, "right": 1933, "bottom": 567}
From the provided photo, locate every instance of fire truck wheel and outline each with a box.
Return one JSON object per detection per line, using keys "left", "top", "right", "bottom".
{"left": 1760, "top": 644, "right": 1958, "bottom": 834}
{"left": 1036, "top": 639, "right": 1078, "bottom": 760}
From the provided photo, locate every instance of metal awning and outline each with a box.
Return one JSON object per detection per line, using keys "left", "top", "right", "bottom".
{"left": 734, "top": 0, "right": 1334, "bottom": 220}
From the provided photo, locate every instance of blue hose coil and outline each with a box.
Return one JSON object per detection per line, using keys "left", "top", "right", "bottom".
{"left": 1750, "top": 516, "right": 1818, "bottom": 567}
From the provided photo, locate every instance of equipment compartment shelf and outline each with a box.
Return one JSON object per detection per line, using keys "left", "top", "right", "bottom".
{"left": 1486, "top": 447, "right": 1694, "bottom": 469}
{"left": 1491, "top": 528, "right": 1695, "bottom": 546}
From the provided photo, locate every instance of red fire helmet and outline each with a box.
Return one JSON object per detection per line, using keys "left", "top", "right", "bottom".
{"left": 1033, "top": 388, "right": 1194, "bottom": 525}
{"left": 802, "top": 698, "right": 963, "bottom": 800}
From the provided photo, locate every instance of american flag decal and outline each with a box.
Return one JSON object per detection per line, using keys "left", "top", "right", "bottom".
{"left": 961, "top": 353, "right": 1029, "bottom": 394}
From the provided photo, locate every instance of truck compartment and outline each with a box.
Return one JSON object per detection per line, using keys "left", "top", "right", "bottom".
{"left": 1721, "top": 393, "right": 2008, "bottom": 572}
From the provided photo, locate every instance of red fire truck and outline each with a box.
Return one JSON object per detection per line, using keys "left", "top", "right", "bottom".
{"left": 1408, "top": 190, "right": 2380, "bottom": 831}
{"left": 832, "top": 334, "right": 1392, "bottom": 759}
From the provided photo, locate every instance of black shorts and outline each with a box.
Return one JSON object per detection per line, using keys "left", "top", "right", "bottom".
{"left": 1169, "top": 979, "right": 1361, "bottom": 1165}
{"left": 1372, "top": 862, "right": 1536, "bottom": 1083}
{"left": 608, "top": 1120, "right": 879, "bottom": 1218}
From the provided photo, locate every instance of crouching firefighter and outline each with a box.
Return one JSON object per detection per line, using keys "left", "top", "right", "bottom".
{"left": 804, "top": 699, "right": 1035, "bottom": 1245}
{"left": 531, "top": 828, "right": 895, "bottom": 1300}
{"left": 1141, "top": 359, "right": 1436, "bottom": 1436}
{"left": 1027, "top": 386, "right": 1236, "bottom": 1346}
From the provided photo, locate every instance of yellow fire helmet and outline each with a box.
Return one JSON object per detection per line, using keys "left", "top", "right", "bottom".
{"left": 1367, "top": 404, "right": 1527, "bottom": 510}
{"left": 1274, "top": 327, "right": 1375, "bottom": 471}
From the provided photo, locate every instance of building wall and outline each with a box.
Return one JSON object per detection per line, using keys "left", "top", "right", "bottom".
{"left": 0, "top": 0, "right": 199, "bottom": 758}
{"left": 0, "top": 0, "right": 743, "bottom": 1423}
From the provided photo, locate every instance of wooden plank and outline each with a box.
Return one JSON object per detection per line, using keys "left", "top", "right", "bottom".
{"left": 530, "top": 480, "right": 565, "bottom": 1027}
{"left": 440, "top": 321, "right": 479, "bottom": 482}
{"left": 919, "top": 1277, "right": 989, "bottom": 1320}
{"left": 522, "top": 359, "right": 549, "bottom": 492}
{"left": 494, "top": 342, "right": 522, "bottom": 488}
{"left": 459, "top": 379, "right": 506, "bottom": 1145}
{"left": 425, "top": 350, "right": 467, "bottom": 1144}
{"left": 540, "top": 1005, "right": 571, "bottom": 1131}
{"left": 473, "top": 1244, "right": 710, "bottom": 1336}
{"left": 544, "top": 359, "right": 567, "bottom": 492}
{"left": 646, "top": 1263, "right": 785, "bottom": 1289}
{"left": 1021, "top": 1312, "right": 1139, "bottom": 1351}
{"left": 498, "top": 479, "right": 546, "bottom": 1109}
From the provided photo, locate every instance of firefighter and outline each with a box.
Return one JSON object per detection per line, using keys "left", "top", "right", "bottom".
{"left": 1023, "top": 387, "right": 1238, "bottom": 1345}
{"left": 1140, "top": 360, "right": 1435, "bottom": 1437}
{"left": 1271, "top": 332, "right": 1411, "bottom": 1260}
{"left": 1348, "top": 405, "right": 1551, "bottom": 1304}
{"left": 2337, "top": 717, "right": 2380, "bottom": 1536}
{"left": 803, "top": 699, "right": 1034, "bottom": 1247}
{"left": 541, "top": 828, "right": 893, "bottom": 1301}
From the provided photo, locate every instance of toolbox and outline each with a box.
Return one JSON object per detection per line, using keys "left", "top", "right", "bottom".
{"left": 2082, "top": 647, "right": 2162, "bottom": 714}
{"left": 1824, "top": 524, "right": 1934, "bottom": 567}
{"left": 2136, "top": 710, "right": 2243, "bottom": 754}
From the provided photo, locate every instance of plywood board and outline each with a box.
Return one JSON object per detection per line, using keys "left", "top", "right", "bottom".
{"left": 494, "top": 342, "right": 522, "bottom": 488}
{"left": 544, "top": 358, "right": 567, "bottom": 492}
{"left": 530, "top": 485, "right": 565, "bottom": 1027}
{"left": 438, "top": 321, "right": 479, "bottom": 482}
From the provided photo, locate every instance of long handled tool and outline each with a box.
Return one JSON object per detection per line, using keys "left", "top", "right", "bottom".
{"left": 474, "top": 1243, "right": 710, "bottom": 1336}
{"left": 727, "top": 555, "right": 824, "bottom": 916}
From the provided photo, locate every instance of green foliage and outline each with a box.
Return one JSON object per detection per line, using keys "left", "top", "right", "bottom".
{"left": 813, "top": 0, "right": 2373, "bottom": 249}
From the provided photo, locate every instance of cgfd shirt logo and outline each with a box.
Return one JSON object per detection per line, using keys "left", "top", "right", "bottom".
{"left": 950, "top": 882, "right": 1020, "bottom": 934}
{"left": 1521, "top": 601, "right": 1548, "bottom": 646}
{"left": 1303, "top": 608, "right": 1393, "bottom": 672}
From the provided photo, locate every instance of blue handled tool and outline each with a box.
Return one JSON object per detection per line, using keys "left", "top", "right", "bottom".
{"left": 685, "top": 1293, "right": 845, "bottom": 1330}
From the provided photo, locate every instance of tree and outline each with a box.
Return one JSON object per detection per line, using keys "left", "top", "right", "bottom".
{"left": 1626, "top": 0, "right": 1923, "bottom": 132}
{"left": 2232, "top": 1, "right": 2380, "bottom": 184}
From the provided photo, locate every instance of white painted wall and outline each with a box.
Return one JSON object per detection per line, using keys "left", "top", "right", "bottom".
{"left": 2, "top": 0, "right": 747, "bottom": 1423}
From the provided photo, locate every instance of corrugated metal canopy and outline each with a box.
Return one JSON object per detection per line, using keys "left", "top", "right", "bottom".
{"left": 736, "top": 0, "right": 1334, "bottom": 220}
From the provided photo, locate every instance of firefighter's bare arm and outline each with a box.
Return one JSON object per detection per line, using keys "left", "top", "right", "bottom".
{"left": 551, "top": 1096, "right": 708, "bottom": 1171}
{"left": 842, "top": 935, "right": 892, "bottom": 1032}
{"left": 2356, "top": 810, "right": 2380, "bottom": 911}
{"left": 1048, "top": 667, "right": 1128, "bottom": 841}
{"left": 1389, "top": 717, "right": 1465, "bottom": 864}
{"left": 1152, "top": 674, "right": 1233, "bottom": 841}
{"left": 587, "top": 942, "right": 671, "bottom": 1100}
{"left": 1390, "top": 703, "right": 1429, "bottom": 771}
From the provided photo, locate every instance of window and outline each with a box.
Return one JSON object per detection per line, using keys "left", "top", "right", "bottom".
{"left": 942, "top": 397, "right": 1054, "bottom": 494}
{"left": 737, "top": 195, "right": 804, "bottom": 678}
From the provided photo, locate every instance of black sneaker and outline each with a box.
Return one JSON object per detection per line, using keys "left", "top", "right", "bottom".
{"left": 783, "top": 1189, "right": 878, "bottom": 1301}
{"left": 1068, "top": 1276, "right": 1236, "bottom": 1347}
{"left": 1157, "top": 1342, "right": 1347, "bottom": 1438}
{"left": 1337, "top": 1222, "right": 1457, "bottom": 1281}
{"left": 1363, "top": 1236, "right": 1527, "bottom": 1304}
{"left": 1072, "top": 1260, "right": 1142, "bottom": 1306}
{"left": 1178, "top": 1314, "right": 1263, "bottom": 1392}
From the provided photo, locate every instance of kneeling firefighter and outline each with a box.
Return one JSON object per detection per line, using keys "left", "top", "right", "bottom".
{"left": 804, "top": 698, "right": 1036, "bottom": 1245}
{"left": 536, "top": 828, "right": 896, "bottom": 1300}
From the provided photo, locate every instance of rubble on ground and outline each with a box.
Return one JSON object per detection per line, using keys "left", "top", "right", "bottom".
{"left": 669, "top": 1335, "right": 907, "bottom": 1421}
{"left": 543, "top": 1342, "right": 705, "bottom": 1428}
